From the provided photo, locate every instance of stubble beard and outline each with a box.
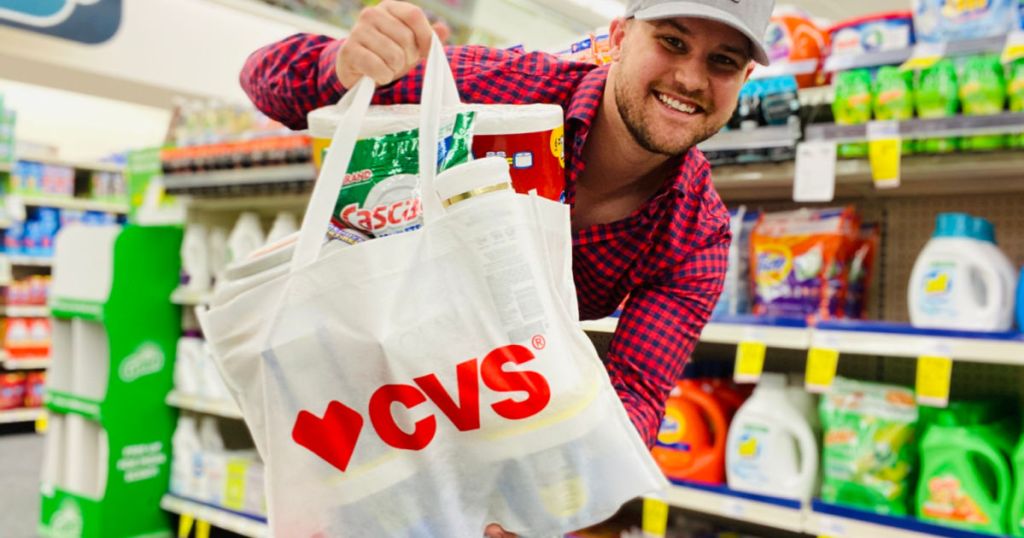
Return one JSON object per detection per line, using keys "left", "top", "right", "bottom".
{"left": 614, "top": 79, "right": 725, "bottom": 157}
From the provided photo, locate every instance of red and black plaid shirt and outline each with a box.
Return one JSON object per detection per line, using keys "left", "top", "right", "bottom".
{"left": 240, "top": 34, "right": 731, "bottom": 448}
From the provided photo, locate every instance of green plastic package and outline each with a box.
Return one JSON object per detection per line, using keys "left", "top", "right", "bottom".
{"left": 331, "top": 112, "right": 474, "bottom": 237}
{"left": 915, "top": 59, "right": 961, "bottom": 154}
{"left": 872, "top": 66, "right": 916, "bottom": 155}
{"left": 819, "top": 377, "right": 919, "bottom": 516}
{"left": 960, "top": 55, "right": 1007, "bottom": 151}
{"left": 832, "top": 69, "right": 873, "bottom": 159}
{"left": 1007, "top": 59, "right": 1024, "bottom": 149}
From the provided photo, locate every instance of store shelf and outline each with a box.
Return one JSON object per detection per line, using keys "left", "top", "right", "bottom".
{"left": 161, "top": 494, "right": 268, "bottom": 538}
{"left": 583, "top": 315, "right": 811, "bottom": 350}
{"left": 4, "top": 255, "right": 53, "bottom": 267}
{"left": 163, "top": 163, "right": 317, "bottom": 195}
{"left": 3, "top": 357, "right": 50, "bottom": 370}
{"left": 12, "top": 195, "right": 129, "bottom": 214}
{"left": 712, "top": 151, "right": 1024, "bottom": 201}
{"left": 664, "top": 481, "right": 805, "bottom": 533}
{"left": 0, "top": 407, "right": 45, "bottom": 424}
{"left": 822, "top": 35, "right": 1005, "bottom": 73}
{"left": 16, "top": 151, "right": 123, "bottom": 173}
{"left": 2, "top": 305, "right": 49, "bottom": 317}
{"left": 166, "top": 391, "right": 243, "bottom": 419}
{"left": 750, "top": 58, "right": 819, "bottom": 81}
{"left": 698, "top": 124, "right": 801, "bottom": 153}
{"left": 805, "top": 112, "right": 1024, "bottom": 144}
{"left": 171, "top": 287, "right": 212, "bottom": 307}
{"left": 807, "top": 500, "right": 1004, "bottom": 538}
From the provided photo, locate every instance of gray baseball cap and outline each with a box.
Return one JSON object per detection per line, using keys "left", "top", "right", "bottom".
{"left": 625, "top": 0, "right": 774, "bottom": 65}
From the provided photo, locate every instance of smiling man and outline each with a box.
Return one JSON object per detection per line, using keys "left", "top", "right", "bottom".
{"left": 240, "top": 0, "right": 771, "bottom": 533}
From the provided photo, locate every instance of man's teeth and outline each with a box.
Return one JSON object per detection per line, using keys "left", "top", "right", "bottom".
{"left": 657, "top": 93, "right": 697, "bottom": 113}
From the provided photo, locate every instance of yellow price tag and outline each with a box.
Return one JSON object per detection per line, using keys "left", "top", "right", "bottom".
{"left": 900, "top": 43, "right": 946, "bottom": 72}
{"left": 177, "top": 513, "right": 195, "bottom": 538}
{"left": 916, "top": 355, "right": 953, "bottom": 407}
{"left": 734, "top": 341, "right": 767, "bottom": 383}
{"left": 35, "top": 411, "right": 48, "bottom": 434}
{"left": 196, "top": 520, "right": 211, "bottom": 538}
{"left": 805, "top": 348, "right": 839, "bottom": 393}
{"left": 1002, "top": 31, "right": 1024, "bottom": 63}
{"left": 642, "top": 497, "right": 670, "bottom": 537}
{"left": 868, "top": 138, "right": 901, "bottom": 188}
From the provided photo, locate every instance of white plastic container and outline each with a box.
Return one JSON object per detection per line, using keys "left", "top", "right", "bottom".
{"left": 227, "top": 213, "right": 265, "bottom": 264}
{"left": 170, "top": 415, "right": 201, "bottom": 497}
{"left": 265, "top": 212, "right": 298, "bottom": 245}
{"left": 181, "top": 223, "right": 211, "bottom": 293}
{"left": 726, "top": 373, "right": 818, "bottom": 500}
{"left": 909, "top": 213, "right": 1016, "bottom": 332}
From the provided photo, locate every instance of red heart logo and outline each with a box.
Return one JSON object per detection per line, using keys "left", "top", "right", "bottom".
{"left": 292, "top": 400, "right": 364, "bottom": 472}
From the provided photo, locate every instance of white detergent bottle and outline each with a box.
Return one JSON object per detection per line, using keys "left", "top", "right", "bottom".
{"left": 726, "top": 373, "right": 818, "bottom": 500}
{"left": 181, "top": 223, "right": 211, "bottom": 293}
{"left": 171, "top": 415, "right": 201, "bottom": 497}
{"left": 265, "top": 212, "right": 298, "bottom": 245}
{"left": 909, "top": 213, "right": 1016, "bottom": 332}
{"left": 227, "top": 213, "right": 265, "bottom": 264}
{"left": 207, "top": 227, "right": 230, "bottom": 281}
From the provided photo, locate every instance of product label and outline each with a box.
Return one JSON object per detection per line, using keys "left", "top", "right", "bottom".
{"left": 728, "top": 424, "right": 770, "bottom": 486}
{"left": 656, "top": 408, "right": 693, "bottom": 454}
{"left": 49, "top": 498, "right": 84, "bottom": 538}
{"left": 322, "top": 112, "right": 474, "bottom": 237}
{"left": 119, "top": 342, "right": 165, "bottom": 383}
{"left": 116, "top": 441, "right": 167, "bottom": 483}
{"left": 923, "top": 475, "right": 990, "bottom": 524}
{"left": 471, "top": 127, "right": 565, "bottom": 202}
{"left": 919, "top": 262, "right": 957, "bottom": 317}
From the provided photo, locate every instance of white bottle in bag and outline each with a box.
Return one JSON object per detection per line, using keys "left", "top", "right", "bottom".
{"left": 726, "top": 373, "right": 818, "bottom": 500}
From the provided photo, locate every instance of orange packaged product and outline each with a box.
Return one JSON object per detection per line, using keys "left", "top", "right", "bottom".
{"left": 750, "top": 207, "right": 860, "bottom": 320}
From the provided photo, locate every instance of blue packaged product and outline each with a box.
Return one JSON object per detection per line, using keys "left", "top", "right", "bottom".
{"left": 913, "top": 0, "right": 1020, "bottom": 43}
{"left": 714, "top": 207, "right": 759, "bottom": 318}
{"left": 829, "top": 12, "right": 916, "bottom": 56}
{"left": 22, "top": 221, "right": 41, "bottom": 257}
{"left": 4, "top": 220, "right": 22, "bottom": 255}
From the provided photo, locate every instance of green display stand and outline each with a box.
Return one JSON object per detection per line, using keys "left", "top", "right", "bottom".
{"left": 39, "top": 224, "right": 183, "bottom": 538}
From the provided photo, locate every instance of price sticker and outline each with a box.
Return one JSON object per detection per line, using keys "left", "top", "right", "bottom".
{"left": 793, "top": 141, "right": 837, "bottom": 202}
{"left": 805, "top": 347, "right": 840, "bottom": 393}
{"left": 35, "top": 411, "right": 48, "bottom": 434}
{"left": 642, "top": 497, "right": 670, "bottom": 537}
{"left": 735, "top": 341, "right": 767, "bottom": 383}
{"left": 867, "top": 121, "right": 901, "bottom": 188}
{"left": 900, "top": 42, "right": 947, "bottom": 72}
{"left": 177, "top": 514, "right": 195, "bottom": 538}
{"left": 196, "top": 520, "right": 211, "bottom": 538}
{"left": 916, "top": 355, "right": 953, "bottom": 407}
{"left": 1002, "top": 31, "right": 1024, "bottom": 64}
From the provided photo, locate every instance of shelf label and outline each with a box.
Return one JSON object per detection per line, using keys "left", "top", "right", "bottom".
{"left": 642, "top": 497, "right": 670, "bottom": 537}
{"left": 35, "top": 411, "right": 48, "bottom": 434}
{"left": 735, "top": 341, "right": 767, "bottom": 383}
{"left": 197, "top": 520, "right": 211, "bottom": 538}
{"left": 805, "top": 347, "right": 840, "bottom": 393}
{"left": 793, "top": 141, "right": 837, "bottom": 202}
{"left": 867, "top": 121, "right": 902, "bottom": 188}
{"left": 916, "top": 355, "right": 953, "bottom": 407}
{"left": 1002, "top": 31, "right": 1024, "bottom": 64}
{"left": 177, "top": 513, "right": 194, "bottom": 538}
{"left": 722, "top": 499, "right": 746, "bottom": 518}
{"left": 817, "top": 514, "right": 848, "bottom": 537}
{"left": 900, "top": 42, "right": 947, "bottom": 72}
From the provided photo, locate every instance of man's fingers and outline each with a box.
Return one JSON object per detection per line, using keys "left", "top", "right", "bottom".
{"left": 484, "top": 524, "right": 517, "bottom": 538}
{"left": 355, "top": 25, "right": 409, "bottom": 76}
{"left": 383, "top": 0, "right": 435, "bottom": 57}
{"left": 346, "top": 44, "right": 396, "bottom": 86}
{"left": 432, "top": 21, "right": 452, "bottom": 44}
{"left": 369, "top": 10, "right": 420, "bottom": 69}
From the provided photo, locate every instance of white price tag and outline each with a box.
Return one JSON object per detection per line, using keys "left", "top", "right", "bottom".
{"left": 1002, "top": 30, "right": 1024, "bottom": 63}
{"left": 722, "top": 499, "right": 746, "bottom": 518}
{"left": 866, "top": 120, "right": 900, "bottom": 140}
{"left": 817, "top": 515, "right": 848, "bottom": 537}
{"left": 793, "top": 141, "right": 837, "bottom": 202}
{"left": 5, "top": 195, "right": 26, "bottom": 223}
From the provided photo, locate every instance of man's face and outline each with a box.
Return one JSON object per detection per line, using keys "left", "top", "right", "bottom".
{"left": 610, "top": 16, "right": 754, "bottom": 156}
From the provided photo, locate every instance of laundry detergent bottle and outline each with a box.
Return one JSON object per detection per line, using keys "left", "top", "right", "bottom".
{"left": 726, "top": 373, "right": 818, "bottom": 500}
{"left": 916, "top": 400, "right": 1017, "bottom": 535}
{"left": 653, "top": 378, "right": 729, "bottom": 485}
{"left": 909, "top": 213, "right": 1016, "bottom": 332}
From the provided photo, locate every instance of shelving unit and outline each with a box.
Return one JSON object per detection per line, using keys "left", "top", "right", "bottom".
{"left": 664, "top": 482, "right": 804, "bottom": 533}
{"left": 4, "top": 255, "right": 52, "bottom": 268}
{"left": 3, "top": 357, "right": 50, "bottom": 370}
{"left": 14, "top": 151, "right": 122, "bottom": 174}
{"left": 11, "top": 195, "right": 129, "bottom": 215}
{"left": 2, "top": 305, "right": 49, "bottom": 317}
{"left": 160, "top": 494, "right": 268, "bottom": 538}
{"left": 163, "top": 163, "right": 317, "bottom": 195}
{"left": 165, "top": 391, "right": 242, "bottom": 420}
{"left": 0, "top": 407, "right": 45, "bottom": 424}
{"left": 822, "top": 34, "right": 1006, "bottom": 73}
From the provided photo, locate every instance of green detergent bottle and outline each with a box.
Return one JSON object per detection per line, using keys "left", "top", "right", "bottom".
{"left": 1007, "top": 59, "right": 1024, "bottom": 149}
{"left": 873, "top": 66, "right": 916, "bottom": 155}
{"left": 1011, "top": 433, "right": 1024, "bottom": 537}
{"left": 960, "top": 55, "right": 1008, "bottom": 151}
{"left": 916, "top": 400, "right": 1018, "bottom": 535}
{"left": 915, "top": 59, "right": 961, "bottom": 154}
{"left": 833, "top": 69, "right": 873, "bottom": 159}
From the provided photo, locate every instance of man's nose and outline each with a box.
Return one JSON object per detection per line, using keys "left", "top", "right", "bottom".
{"left": 672, "top": 57, "right": 710, "bottom": 96}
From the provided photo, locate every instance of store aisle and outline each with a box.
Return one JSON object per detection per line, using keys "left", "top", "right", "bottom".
{"left": 0, "top": 432, "right": 43, "bottom": 538}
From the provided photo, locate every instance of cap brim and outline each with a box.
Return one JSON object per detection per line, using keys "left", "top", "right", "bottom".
{"left": 633, "top": 1, "right": 770, "bottom": 65}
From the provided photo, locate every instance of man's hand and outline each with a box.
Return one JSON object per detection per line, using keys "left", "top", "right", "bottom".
{"left": 485, "top": 524, "right": 517, "bottom": 538}
{"left": 336, "top": 0, "right": 451, "bottom": 89}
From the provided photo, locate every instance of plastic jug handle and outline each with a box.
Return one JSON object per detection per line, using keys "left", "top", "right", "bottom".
{"left": 780, "top": 419, "right": 819, "bottom": 499}
{"left": 692, "top": 390, "right": 729, "bottom": 452}
{"left": 964, "top": 442, "right": 1013, "bottom": 510}
{"left": 968, "top": 259, "right": 1006, "bottom": 324}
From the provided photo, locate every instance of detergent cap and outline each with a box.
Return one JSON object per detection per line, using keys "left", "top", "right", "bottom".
{"left": 933, "top": 213, "right": 995, "bottom": 243}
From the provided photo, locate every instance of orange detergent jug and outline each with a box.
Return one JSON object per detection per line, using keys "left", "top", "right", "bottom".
{"left": 702, "top": 378, "right": 748, "bottom": 419}
{"left": 653, "top": 379, "right": 729, "bottom": 485}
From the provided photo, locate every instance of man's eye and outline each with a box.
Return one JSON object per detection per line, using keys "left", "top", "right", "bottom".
{"left": 712, "top": 54, "right": 740, "bottom": 68}
{"left": 661, "top": 36, "right": 686, "bottom": 51}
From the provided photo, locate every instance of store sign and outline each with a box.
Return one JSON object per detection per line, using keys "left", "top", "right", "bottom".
{"left": 0, "top": 0, "right": 121, "bottom": 44}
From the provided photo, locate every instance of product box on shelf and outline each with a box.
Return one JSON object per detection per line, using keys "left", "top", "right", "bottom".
{"left": 912, "top": 0, "right": 1020, "bottom": 44}
{"left": 829, "top": 12, "right": 915, "bottom": 57}
{"left": 4, "top": 317, "right": 51, "bottom": 359}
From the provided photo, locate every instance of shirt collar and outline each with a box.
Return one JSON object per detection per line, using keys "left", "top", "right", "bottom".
{"left": 566, "top": 65, "right": 609, "bottom": 128}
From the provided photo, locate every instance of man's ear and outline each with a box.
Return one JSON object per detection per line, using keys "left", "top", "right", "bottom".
{"left": 609, "top": 17, "right": 629, "bottom": 62}
{"left": 743, "top": 61, "right": 756, "bottom": 82}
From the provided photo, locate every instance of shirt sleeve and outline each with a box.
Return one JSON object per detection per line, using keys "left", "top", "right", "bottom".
{"left": 605, "top": 193, "right": 731, "bottom": 449}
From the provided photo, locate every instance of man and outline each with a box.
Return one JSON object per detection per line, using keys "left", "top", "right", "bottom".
{"left": 241, "top": 0, "right": 772, "bottom": 534}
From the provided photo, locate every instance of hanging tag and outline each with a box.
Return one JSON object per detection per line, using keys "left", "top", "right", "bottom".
{"left": 916, "top": 355, "right": 953, "bottom": 407}
{"left": 1002, "top": 31, "right": 1024, "bottom": 64}
{"left": 867, "top": 121, "right": 901, "bottom": 189}
{"left": 900, "top": 42, "right": 947, "bottom": 72}
{"left": 642, "top": 497, "right": 670, "bottom": 538}
{"left": 793, "top": 141, "right": 837, "bottom": 202}
{"left": 805, "top": 347, "right": 840, "bottom": 393}
{"left": 734, "top": 341, "right": 767, "bottom": 383}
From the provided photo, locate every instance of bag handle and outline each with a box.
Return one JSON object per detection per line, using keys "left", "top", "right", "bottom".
{"left": 291, "top": 34, "right": 460, "bottom": 273}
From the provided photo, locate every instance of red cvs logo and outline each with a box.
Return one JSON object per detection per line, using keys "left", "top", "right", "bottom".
{"left": 291, "top": 344, "right": 551, "bottom": 472}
